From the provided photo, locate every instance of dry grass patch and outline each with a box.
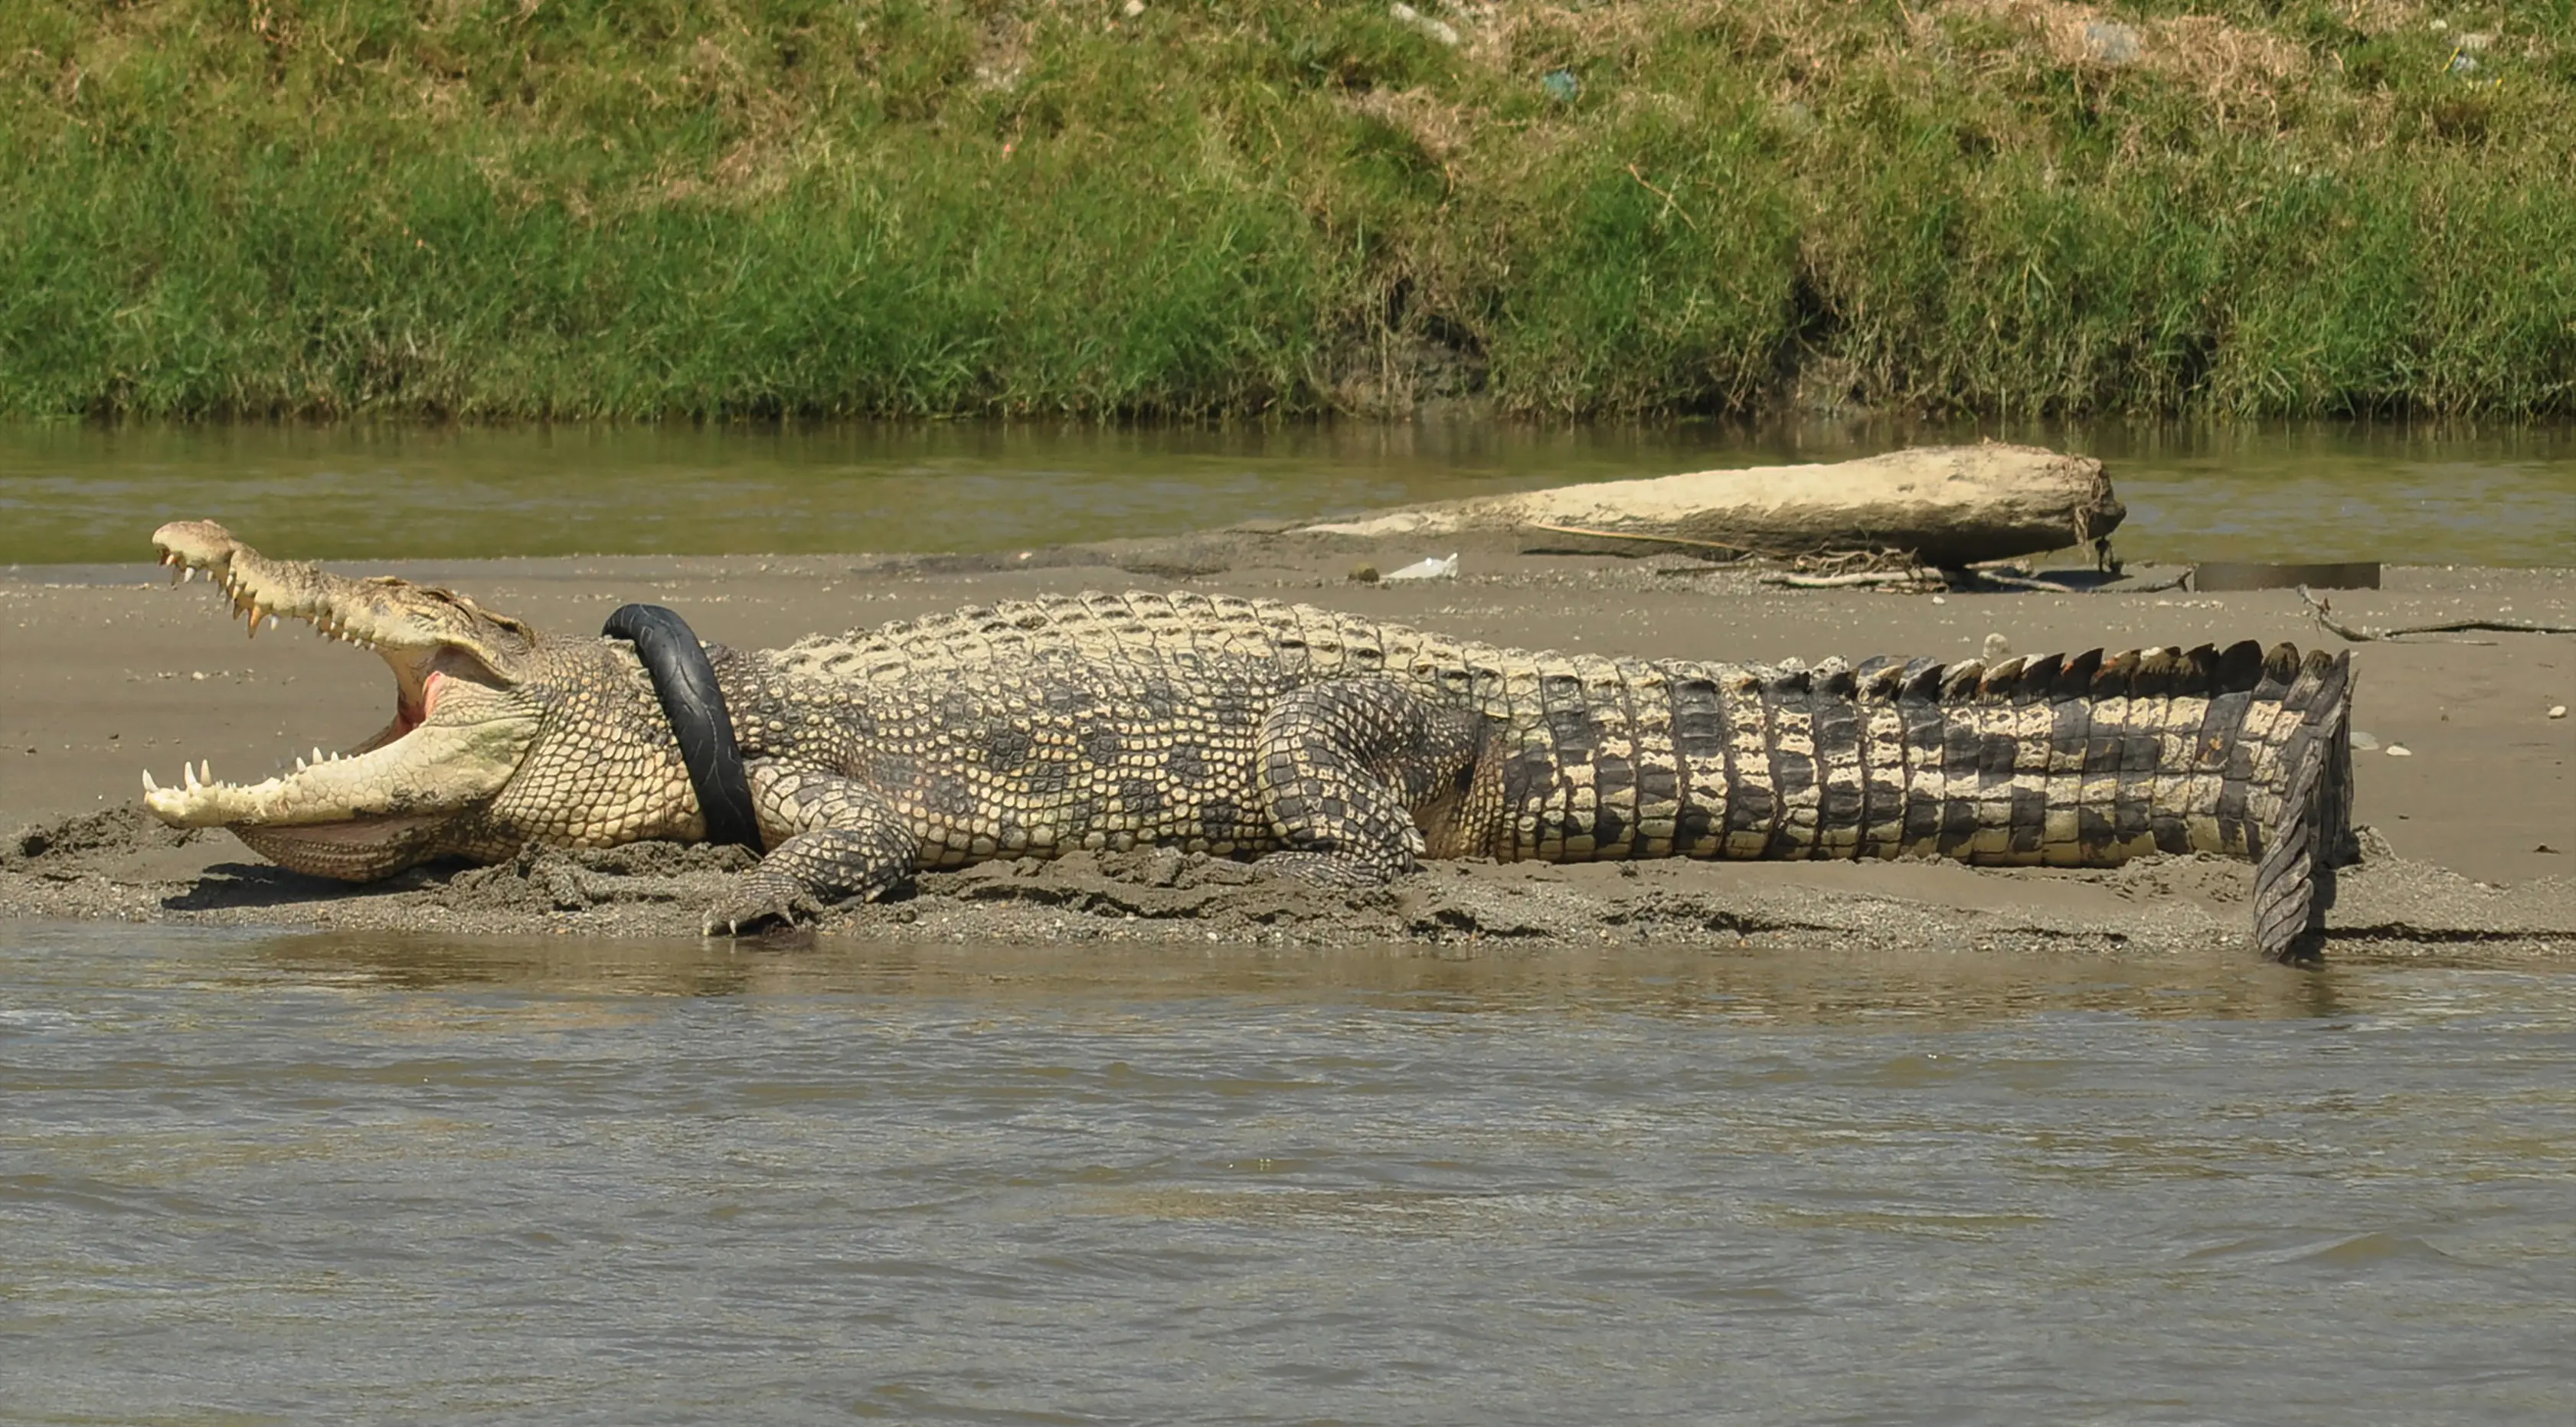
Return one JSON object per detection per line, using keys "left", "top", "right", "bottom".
{"left": 1344, "top": 84, "right": 1475, "bottom": 163}
{"left": 1943, "top": 0, "right": 2307, "bottom": 116}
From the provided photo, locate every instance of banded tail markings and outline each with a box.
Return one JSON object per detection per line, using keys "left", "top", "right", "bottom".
{"left": 1667, "top": 671, "right": 1728, "bottom": 857}
{"left": 2238, "top": 644, "right": 2310, "bottom": 844}
{"left": 1853, "top": 658, "right": 1915, "bottom": 860}
{"left": 1763, "top": 665, "right": 1824, "bottom": 859}
{"left": 2106, "top": 646, "right": 2170, "bottom": 860}
{"left": 1536, "top": 658, "right": 1600, "bottom": 860}
{"left": 2002, "top": 655, "right": 2061, "bottom": 860}
{"left": 1721, "top": 668, "right": 1776, "bottom": 860}
{"left": 2072, "top": 649, "right": 2133, "bottom": 860}
{"left": 1493, "top": 658, "right": 1549, "bottom": 857}
{"left": 1613, "top": 658, "right": 1652, "bottom": 857}
{"left": 1809, "top": 661, "right": 1868, "bottom": 859}
{"left": 1895, "top": 659, "right": 1950, "bottom": 857}
{"left": 1614, "top": 661, "right": 1677, "bottom": 858}
{"left": 2108, "top": 646, "right": 2182, "bottom": 857}
{"left": 2040, "top": 651, "right": 2099, "bottom": 867}
{"left": 2148, "top": 645, "right": 2219, "bottom": 857}
{"left": 1578, "top": 657, "right": 1643, "bottom": 858}
{"left": 1966, "top": 657, "right": 2028, "bottom": 862}
{"left": 2203, "top": 640, "right": 2268, "bottom": 858}
{"left": 1935, "top": 660, "right": 1989, "bottom": 860}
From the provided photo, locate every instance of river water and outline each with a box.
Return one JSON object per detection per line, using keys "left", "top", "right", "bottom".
{"left": 5, "top": 921, "right": 2574, "bottom": 1422}
{"left": 3, "top": 419, "right": 2573, "bottom": 567}
{"left": 6, "top": 420, "right": 2574, "bottom": 1419}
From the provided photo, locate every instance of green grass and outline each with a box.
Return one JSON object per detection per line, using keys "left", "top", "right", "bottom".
{"left": 6, "top": 1, "right": 2576, "bottom": 420}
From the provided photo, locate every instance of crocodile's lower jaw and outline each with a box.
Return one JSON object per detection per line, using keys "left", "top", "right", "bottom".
{"left": 235, "top": 815, "right": 452, "bottom": 882}
{"left": 143, "top": 717, "right": 531, "bottom": 828}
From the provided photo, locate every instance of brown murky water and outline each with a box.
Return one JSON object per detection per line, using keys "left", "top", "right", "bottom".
{"left": 2, "top": 419, "right": 2572, "bottom": 567}
{"left": 5, "top": 922, "right": 2574, "bottom": 1422}
{"left": 6, "top": 421, "right": 2573, "bottom": 1419}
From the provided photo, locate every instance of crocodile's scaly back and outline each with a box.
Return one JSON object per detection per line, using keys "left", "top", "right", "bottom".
{"left": 775, "top": 592, "right": 2355, "bottom": 955}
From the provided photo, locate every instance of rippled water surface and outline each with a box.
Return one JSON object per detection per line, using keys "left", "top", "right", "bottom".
{"left": 3, "top": 420, "right": 2571, "bottom": 566}
{"left": 5, "top": 922, "right": 2573, "bottom": 1423}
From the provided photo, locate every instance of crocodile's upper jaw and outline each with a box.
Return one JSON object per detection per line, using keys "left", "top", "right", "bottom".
{"left": 140, "top": 521, "right": 546, "bottom": 880}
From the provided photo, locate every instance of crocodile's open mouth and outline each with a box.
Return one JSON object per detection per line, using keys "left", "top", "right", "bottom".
{"left": 138, "top": 522, "right": 539, "bottom": 855}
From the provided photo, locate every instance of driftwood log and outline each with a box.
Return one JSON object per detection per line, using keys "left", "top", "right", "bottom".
{"left": 1294, "top": 444, "right": 2123, "bottom": 568}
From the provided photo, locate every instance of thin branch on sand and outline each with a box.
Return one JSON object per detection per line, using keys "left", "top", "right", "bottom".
{"left": 2300, "top": 586, "right": 2576, "bottom": 642}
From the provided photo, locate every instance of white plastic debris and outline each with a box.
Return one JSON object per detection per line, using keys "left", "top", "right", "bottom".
{"left": 2551, "top": 705, "right": 2568, "bottom": 720}
{"left": 2385, "top": 744, "right": 2414, "bottom": 757}
{"left": 1388, "top": 3, "right": 1459, "bottom": 46}
{"left": 2350, "top": 730, "right": 2381, "bottom": 752}
{"left": 2084, "top": 19, "right": 2141, "bottom": 65}
{"left": 1381, "top": 553, "right": 1459, "bottom": 582}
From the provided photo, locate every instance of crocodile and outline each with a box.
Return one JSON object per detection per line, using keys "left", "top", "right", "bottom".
{"left": 139, "top": 521, "right": 2355, "bottom": 958}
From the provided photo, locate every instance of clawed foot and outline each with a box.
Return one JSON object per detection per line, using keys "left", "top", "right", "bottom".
{"left": 702, "top": 876, "right": 820, "bottom": 937}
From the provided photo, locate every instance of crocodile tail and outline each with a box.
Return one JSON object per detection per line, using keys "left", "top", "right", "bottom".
{"left": 2251, "top": 648, "right": 2355, "bottom": 962}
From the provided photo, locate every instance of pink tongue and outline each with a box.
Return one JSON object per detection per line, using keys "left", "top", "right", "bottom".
{"left": 422, "top": 671, "right": 446, "bottom": 720}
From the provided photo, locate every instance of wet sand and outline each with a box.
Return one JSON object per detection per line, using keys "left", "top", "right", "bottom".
{"left": 5, "top": 533, "right": 2570, "bottom": 958}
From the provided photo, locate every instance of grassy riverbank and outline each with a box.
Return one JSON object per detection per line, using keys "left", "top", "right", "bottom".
{"left": 6, "top": 2, "right": 2576, "bottom": 420}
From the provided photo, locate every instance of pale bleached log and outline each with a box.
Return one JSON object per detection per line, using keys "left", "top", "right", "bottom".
{"left": 1294, "top": 444, "right": 2123, "bottom": 567}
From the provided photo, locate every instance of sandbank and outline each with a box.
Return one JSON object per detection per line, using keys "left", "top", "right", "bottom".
{"left": 5, "top": 532, "right": 2569, "bottom": 959}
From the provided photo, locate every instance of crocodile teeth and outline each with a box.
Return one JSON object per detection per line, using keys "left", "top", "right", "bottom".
{"left": 183, "top": 762, "right": 201, "bottom": 790}
{"left": 181, "top": 567, "right": 197, "bottom": 583}
{"left": 142, "top": 769, "right": 158, "bottom": 792}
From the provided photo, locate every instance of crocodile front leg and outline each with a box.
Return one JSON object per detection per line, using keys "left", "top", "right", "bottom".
{"left": 1255, "top": 678, "right": 1489, "bottom": 885}
{"left": 706, "top": 765, "right": 922, "bottom": 935}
